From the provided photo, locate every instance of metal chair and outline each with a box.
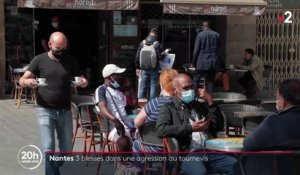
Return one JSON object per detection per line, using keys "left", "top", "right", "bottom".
{"left": 138, "top": 124, "right": 180, "bottom": 175}
{"left": 139, "top": 124, "right": 165, "bottom": 175}
{"left": 95, "top": 110, "right": 118, "bottom": 175}
{"left": 71, "top": 102, "right": 83, "bottom": 149}
{"left": 71, "top": 95, "right": 95, "bottom": 149}
{"left": 9, "top": 65, "right": 36, "bottom": 108}
{"left": 260, "top": 100, "right": 277, "bottom": 112}
{"left": 218, "top": 104, "right": 262, "bottom": 136}
{"left": 162, "top": 137, "right": 180, "bottom": 175}
{"left": 263, "top": 65, "right": 273, "bottom": 96}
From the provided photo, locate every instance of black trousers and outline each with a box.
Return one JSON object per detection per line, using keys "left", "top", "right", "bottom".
{"left": 239, "top": 71, "right": 257, "bottom": 98}
{"left": 193, "top": 70, "right": 216, "bottom": 94}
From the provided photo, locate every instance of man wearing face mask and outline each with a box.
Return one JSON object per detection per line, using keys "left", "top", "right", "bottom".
{"left": 242, "top": 79, "right": 300, "bottom": 175}
{"left": 156, "top": 73, "right": 237, "bottom": 175}
{"left": 95, "top": 64, "right": 134, "bottom": 142}
{"left": 19, "top": 32, "right": 88, "bottom": 175}
{"left": 40, "top": 16, "right": 65, "bottom": 53}
{"left": 244, "top": 79, "right": 300, "bottom": 150}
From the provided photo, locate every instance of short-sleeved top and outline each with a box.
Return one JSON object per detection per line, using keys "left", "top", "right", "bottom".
{"left": 144, "top": 96, "right": 173, "bottom": 124}
{"left": 27, "top": 52, "right": 81, "bottom": 109}
{"left": 94, "top": 85, "right": 130, "bottom": 133}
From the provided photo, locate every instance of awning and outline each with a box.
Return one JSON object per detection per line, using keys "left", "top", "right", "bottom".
{"left": 17, "top": 0, "right": 139, "bottom": 10}
{"left": 161, "top": 0, "right": 267, "bottom": 15}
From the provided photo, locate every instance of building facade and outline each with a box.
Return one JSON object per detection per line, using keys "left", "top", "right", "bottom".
{"left": 1, "top": 0, "right": 299, "bottom": 97}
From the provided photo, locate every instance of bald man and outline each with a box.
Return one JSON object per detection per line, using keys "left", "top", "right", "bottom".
{"left": 20, "top": 32, "right": 88, "bottom": 175}
{"left": 156, "top": 73, "right": 237, "bottom": 175}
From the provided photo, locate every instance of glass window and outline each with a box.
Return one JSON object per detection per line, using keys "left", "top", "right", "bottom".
{"left": 113, "top": 11, "right": 138, "bottom": 37}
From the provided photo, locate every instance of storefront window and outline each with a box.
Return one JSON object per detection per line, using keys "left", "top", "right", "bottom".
{"left": 113, "top": 11, "right": 138, "bottom": 37}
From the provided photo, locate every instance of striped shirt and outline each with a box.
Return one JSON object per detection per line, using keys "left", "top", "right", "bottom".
{"left": 144, "top": 96, "right": 173, "bottom": 124}
{"left": 133, "top": 96, "right": 173, "bottom": 153}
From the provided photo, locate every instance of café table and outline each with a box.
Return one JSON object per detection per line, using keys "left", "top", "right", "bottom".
{"left": 71, "top": 95, "right": 94, "bottom": 106}
{"left": 205, "top": 137, "right": 244, "bottom": 152}
{"left": 234, "top": 111, "right": 274, "bottom": 119}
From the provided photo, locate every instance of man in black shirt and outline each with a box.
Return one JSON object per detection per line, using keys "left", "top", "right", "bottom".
{"left": 20, "top": 32, "right": 88, "bottom": 175}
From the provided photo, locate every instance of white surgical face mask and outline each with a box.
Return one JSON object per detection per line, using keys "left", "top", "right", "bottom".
{"left": 52, "top": 22, "right": 59, "bottom": 28}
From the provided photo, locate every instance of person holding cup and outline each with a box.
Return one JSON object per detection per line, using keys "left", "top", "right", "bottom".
{"left": 19, "top": 32, "right": 88, "bottom": 175}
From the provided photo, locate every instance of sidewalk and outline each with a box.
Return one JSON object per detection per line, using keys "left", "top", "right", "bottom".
{"left": 0, "top": 98, "right": 114, "bottom": 175}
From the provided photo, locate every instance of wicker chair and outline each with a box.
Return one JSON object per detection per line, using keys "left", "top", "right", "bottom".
{"left": 138, "top": 124, "right": 180, "bottom": 175}
{"left": 218, "top": 104, "right": 262, "bottom": 136}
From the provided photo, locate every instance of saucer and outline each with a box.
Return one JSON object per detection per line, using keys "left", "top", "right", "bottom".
{"left": 37, "top": 83, "right": 47, "bottom": 87}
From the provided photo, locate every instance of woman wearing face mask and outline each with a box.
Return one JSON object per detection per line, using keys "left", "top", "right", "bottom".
{"left": 132, "top": 69, "right": 178, "bottom": 168}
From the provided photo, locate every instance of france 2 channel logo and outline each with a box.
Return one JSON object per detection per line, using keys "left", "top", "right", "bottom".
{"left": 277, "top": 11, "right": 293, "bottom": 24}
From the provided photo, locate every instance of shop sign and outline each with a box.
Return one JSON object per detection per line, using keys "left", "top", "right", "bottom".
{"left": 17, "top": 0, "right": 139, "bottom": 10}
{"left": 164, "top": 4, "right": 266, "bottom": 16}
{"left": 267, "top": 0, "right": 300, "bottom": 9}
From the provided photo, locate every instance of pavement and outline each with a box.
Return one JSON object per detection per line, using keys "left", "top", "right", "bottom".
{"left": 0, "top": 98, "right": 115, "bottom": 175}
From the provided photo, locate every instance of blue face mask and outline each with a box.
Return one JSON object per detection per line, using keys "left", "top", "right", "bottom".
{"left": 180, "top": 89, "right": 195, "bottom": 104}
{"left": 110, "top": 77, "right": 120, "bottom": 89}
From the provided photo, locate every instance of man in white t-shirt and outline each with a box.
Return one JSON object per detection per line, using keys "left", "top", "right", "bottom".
{"left": 94, "top": 64, "right": 133, "bottom": 142}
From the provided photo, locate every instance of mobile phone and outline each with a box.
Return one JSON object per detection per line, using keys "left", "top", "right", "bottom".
{"left": 199, "top": 77, "right": 206, "bottom": 89}
{"left": 201, "top": 115, "right": 211, "bottom": 121}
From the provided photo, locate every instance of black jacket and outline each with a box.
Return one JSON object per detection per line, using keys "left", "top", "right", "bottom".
{"left": 192, "top": 29, "right": 220, "bottom": 70}
{"left": 156, "top": 97, "right": 212, "bottom": 151}
{"left": 243, "top": 105, "right": 300, "bottom": 151}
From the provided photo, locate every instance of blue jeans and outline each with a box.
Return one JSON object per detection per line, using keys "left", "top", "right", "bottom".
{"left": 138, "top": 69, "right": 159, "bottom": 100}
{"left": 180, "top": 153, "right": 237, "bottom": 175}
{"left": 36, "top": 107, "right": 73, "bottom": 175}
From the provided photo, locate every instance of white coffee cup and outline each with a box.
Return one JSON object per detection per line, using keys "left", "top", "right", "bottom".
{"left": 75, "top": 76, "right": 82, "bottom": 83}
{"left": 138, "top": 98, "right": 148, "bottom": 108}
{"left": 37, "top": 78, "right": 46, "bottom": 84}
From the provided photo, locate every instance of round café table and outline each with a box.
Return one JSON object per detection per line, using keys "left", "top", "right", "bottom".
{"left": 205, "top": 137, "right": 244, "bottom": 152}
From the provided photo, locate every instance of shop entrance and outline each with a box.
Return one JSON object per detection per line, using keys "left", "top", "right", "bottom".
{"left": 34, "top": 9, "right": 99, "bottom": 88}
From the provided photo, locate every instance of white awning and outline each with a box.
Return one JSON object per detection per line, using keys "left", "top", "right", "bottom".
{"left": 161, "top": 0, "right": 267, "bottom": 15}
{"left": 18, "top": 0, "right": 139, "bottom": 10}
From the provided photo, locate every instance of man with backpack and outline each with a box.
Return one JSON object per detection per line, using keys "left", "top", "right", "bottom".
{"left": 135, "top": 28, "right": 167, "bottom": 101}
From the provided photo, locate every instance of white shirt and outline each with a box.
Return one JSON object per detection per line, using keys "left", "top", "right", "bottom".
{"left": 188, "top": 109, "right": 208, "bottom": 152}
